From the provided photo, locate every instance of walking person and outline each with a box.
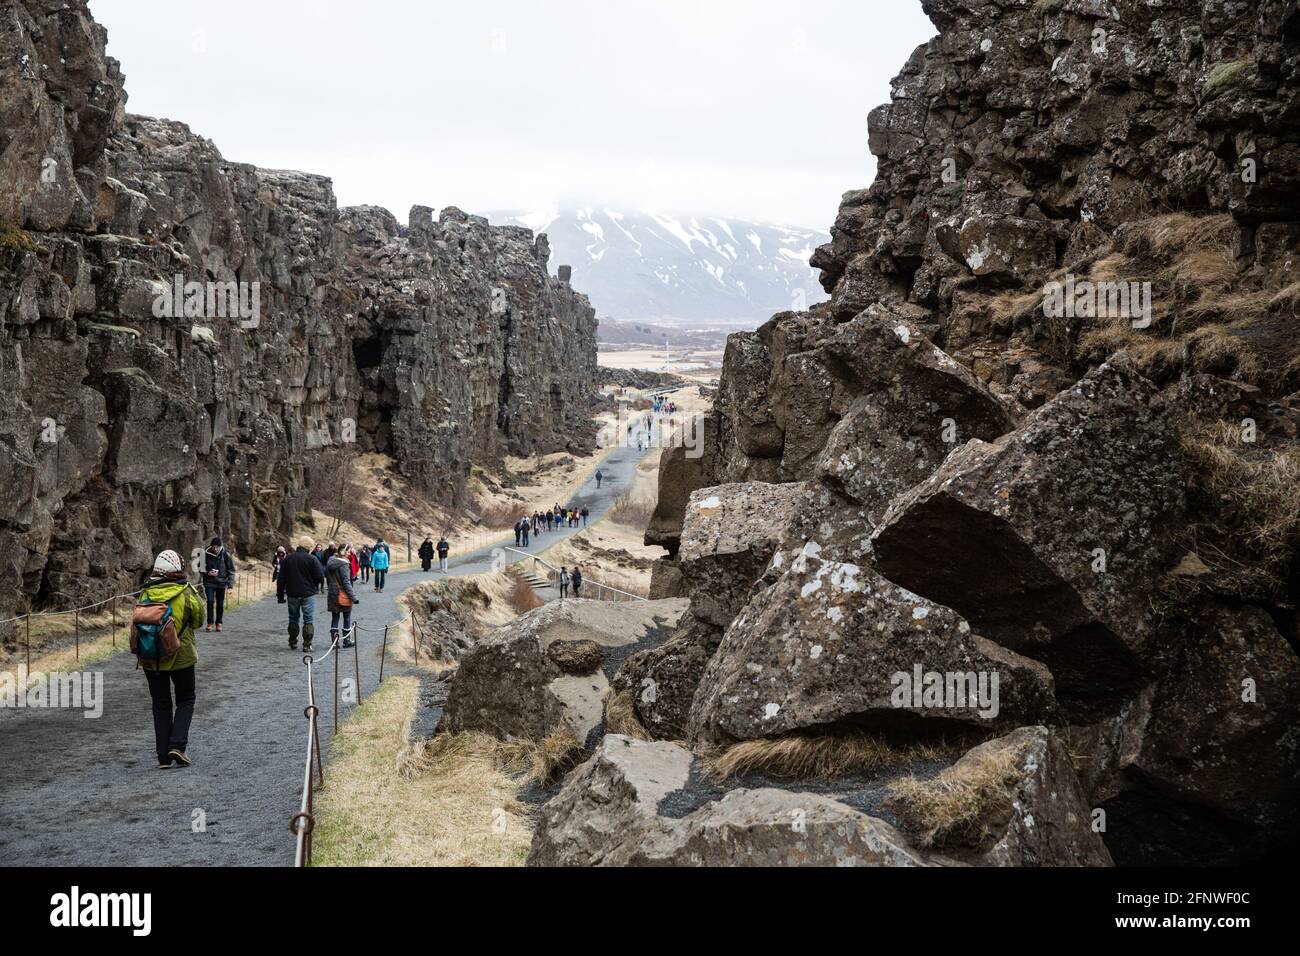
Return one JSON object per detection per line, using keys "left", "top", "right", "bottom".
{"left": 347, "top": 544, "right": 360, "bottom": 583}
{"left": 359, "top": 544, "right": 372, "bottom": 584}
{"left": 521, "top": 520, "right": 531, "bottom": 548}
{"left": 371, "top": 538, "right": 390, "bottom": 592}
{"left": 437, "top": 536, "right": 450, "bottom": 573}
{"left": 595, "top": 468, "right": 604, "bottom": 489}
{"left": 135, "top": 550, "right": 206, "bottom": 769}
{"left": 514, "top": 520, "right": 523, "bottom": 547}
{"left": 581, "top": 507, "right": 590, "bottom": 527}
{"left": 281, "top": 536, "right": 325, "bottom": 652}
{"left": 272, "top": 546, "right": 287, "bottom": 604}
{"left": 418, "top": 537, "right": 435, "bottom": 572}
{"left": 572, "top": 566, "right": 583, "bottom": 598}
{"left": 326, "top": 547, "right": 359, "bottom": 649}
{"left": 202, "top": 537, "right": 235, "bottom": 633}
{"left": 559, "top": 566, "right": 570, "bottom": 599}
{"left": 312, "top": 544, "right": 327, "bottom": 594}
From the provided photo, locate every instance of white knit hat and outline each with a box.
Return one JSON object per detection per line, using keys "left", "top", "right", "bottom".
{"left": 153, "top": 549, "right": 184, "bottom": 574}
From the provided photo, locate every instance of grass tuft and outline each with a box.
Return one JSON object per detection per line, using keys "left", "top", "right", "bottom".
{"left": 887, "top": 741, "right": 1024, "bottom": 848}
{"left": 604, "top": 690, "right": 652, "bottom": 741}
{"left": 704, "top": 732, "right": 960, "bottom": 782}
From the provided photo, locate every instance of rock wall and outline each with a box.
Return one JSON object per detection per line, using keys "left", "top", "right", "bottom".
{"left": 623, "top": 0, "right": 1300, "bottom": 865}
{"left": 0, "top": 0, "right": 597, "bottom": 626}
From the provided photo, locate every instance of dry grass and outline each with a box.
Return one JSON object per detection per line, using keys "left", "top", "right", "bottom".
{"left": 607, "top": 492, "right": 656, "bottom": 529}
{"left": 506, "top": 572, "right": 545, "bottom": 615}
{"left": 604, "top": 690, "right": 652, "bottom": 741}
{"left": 493, "top": 730, "right": 585, "bottom": 787}
{"left": 312, "top": 677, "right": 533, "bottom": 867}
{"left": 1073, "top": 213, "right": 1300, "bottom": 387}
{"left": 1175, "top": 420, "right": 1300, "bottom": 601}
{"left": 704, "top": 732, "right": 961, "bottom": 782}
{"left": 887, "top": 741, "right": 1024, "bottom": 849}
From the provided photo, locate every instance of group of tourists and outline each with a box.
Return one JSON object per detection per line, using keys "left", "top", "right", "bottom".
{"left": 513, "top": 504, "right": 591, "bottom": 547}
{"left": 418, "top": 536, "right": 451, "bottom": 573}
{"left": 272, "top": 538, "right": 393, "bottom": 600}
{"left": 558, "top": 566, "right": 584, "bottom": 599}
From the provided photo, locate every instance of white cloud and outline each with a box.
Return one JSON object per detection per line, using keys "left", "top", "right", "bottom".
{"left": 91, "top": 0, "right": 935, "bottom": 228}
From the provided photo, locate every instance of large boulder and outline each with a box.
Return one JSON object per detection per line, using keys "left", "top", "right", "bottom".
{"left": 890, "top": 726, "right": 1113, "bottom": 867}
{"left": 678, "top": 481, "right": 809, "bottom": 629}
{"left": 440, "top": 598, "right": 687, "bottom": 746}
{"left": 872, "top": 359, "right": 1187, "bottom": 720}
{"left": 1081, "top": 602, "right": 1300, "bottom": 865}
{"left": 644, "top": 417, "right": 715, "bottom": 554}
{"left": 528, "top": 735, "right": 939, "bottom": 867}
{"left": 814, "top": 308, "right": 1017, "bottom": 523}
{"left": 689, "top": 547, "right": 1058, "bottom": 747}
{"left": 612, "top": 609, "right": 719, "bottom": 741}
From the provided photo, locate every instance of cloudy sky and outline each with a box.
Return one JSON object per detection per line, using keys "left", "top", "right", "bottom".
{"left": 90, "top": 0, "right": 935, "bottom": 230}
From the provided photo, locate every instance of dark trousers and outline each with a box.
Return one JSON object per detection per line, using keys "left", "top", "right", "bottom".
{"left": 360, "top": 566, "right": 370, "bottom": 582}
{"left": 205, "top": 585, "right": 225, "bottom": 625}
{"left": 374, "top": 569, "right": 387, "bottom": 589}
{"left": 421, "top": 558, "right": 432, "bottom": 571}
{"left": 144, "top": 666, "right": 196, "bottom": 763}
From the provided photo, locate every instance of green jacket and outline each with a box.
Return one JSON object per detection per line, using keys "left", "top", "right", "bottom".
{"left": 137, "top": 578, "right": 206, "bottom": 671}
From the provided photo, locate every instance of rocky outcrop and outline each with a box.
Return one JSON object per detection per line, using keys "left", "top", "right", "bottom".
{"left": 0, "top": 0, "right": 599, "bottom": 628}
{"left": 872, "top": 358, "right": 1187, "bottom": 720}
{"left": 688, "top": 549, "right": 1058, "bottom": 747}
{"left": 620, "top": 0, "right": 1300, "bottom": 866}
{"left": 440, "top": 598, "right": 687, "bottom": 747}
{"left": 528, "top": 735, "right": 940, "bottom": 867}
{"left": 890, "top": 727, "right": 1113, "bottom": 867}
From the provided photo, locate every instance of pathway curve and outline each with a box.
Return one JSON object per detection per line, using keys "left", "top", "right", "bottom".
{"left": 0, "top": 438, "right": 651, "bottom": 866}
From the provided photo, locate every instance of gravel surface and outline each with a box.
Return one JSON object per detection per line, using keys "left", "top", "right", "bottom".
{"left": 0, "top": 440, "right": 647, "bottom": 866}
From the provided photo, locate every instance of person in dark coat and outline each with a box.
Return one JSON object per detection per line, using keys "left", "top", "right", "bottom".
{"left": 572, "top": 566, "right": 583, "bottom": 598}
{"left": 202, "top": 537, "right": 236, "bottom": 632}
{"left": 436, "top": 537, "right": 450, "bottom": 573}
{"left": 358, "top": 545, "right": 372, "bottom": 584}
{"left": 326, "top": 550, "right": 360, "bottom": 648}
{"left": 282, "top": 537, "right": 326, "bottom": 651}
{"left": 418, "top": 538, "right": 435, "bottom": 572}
{"left": 272, "top": 546, "right": 287, "bottom": 604}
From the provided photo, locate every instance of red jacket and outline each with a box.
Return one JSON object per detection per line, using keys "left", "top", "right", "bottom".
{"left": 348, "top": 553, "right": 360, "bottom": 578}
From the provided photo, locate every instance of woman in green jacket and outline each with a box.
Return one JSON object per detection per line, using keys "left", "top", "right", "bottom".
{"left": 139, "top": 550, "right": 207, "bottom": 769}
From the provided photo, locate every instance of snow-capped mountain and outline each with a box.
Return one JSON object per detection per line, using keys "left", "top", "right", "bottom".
{"left": 488, "top": 206, "right": 829, "bottom": 326}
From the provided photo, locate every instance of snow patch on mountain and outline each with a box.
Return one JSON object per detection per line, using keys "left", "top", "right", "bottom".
{"left": 489, "top": 205, "right": 829, "bottom": 325}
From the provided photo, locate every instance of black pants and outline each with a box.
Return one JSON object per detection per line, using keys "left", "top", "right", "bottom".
{"left": 144, "top": 666, "right": 196, "bottom": 763}
{"left": 360, "top": 566, "right": 370, "bottom": 582}
{"left": 421, "top": 558, "right": 432, "bottom": 571}
{"left": 374, "top": 569, "right": 387, "bottom": 589}
{"left": 205, "top": 585, "right": 225, "bottom": 625}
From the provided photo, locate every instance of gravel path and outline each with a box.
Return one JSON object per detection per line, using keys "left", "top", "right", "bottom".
{"left": 0, "top": 439, "right": 650, "bottom": 866}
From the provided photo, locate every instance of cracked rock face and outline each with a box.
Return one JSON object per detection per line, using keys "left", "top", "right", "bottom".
{"left": 527, "top": 735, "right": 941, "bottom": 867}
{"left": 688, "top": 548, "right": 1058, "bottom": 747}
{"left": 0, "top": 0, "right": 598, "bottom": 628}
{"left": 871, "top": 359, "right": 1187, "bottom": 720}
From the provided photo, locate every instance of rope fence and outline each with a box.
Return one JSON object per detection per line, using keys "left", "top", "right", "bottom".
{"left": 3, "top": 565, "right": 277, "bottom": 677}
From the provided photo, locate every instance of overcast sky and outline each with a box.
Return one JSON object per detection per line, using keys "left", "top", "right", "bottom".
{"left": 90, "top": 0, "right": 935, "bottom": 230}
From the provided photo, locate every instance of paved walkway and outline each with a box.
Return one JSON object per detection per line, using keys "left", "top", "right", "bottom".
{"left": 0, "top": 437, "right": 651, "bottom": 866}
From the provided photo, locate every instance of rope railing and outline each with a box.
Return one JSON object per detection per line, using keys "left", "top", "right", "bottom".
{"left": 290, "top": 609, "right": 424, "bottom": 866}
{"left": 3, "top": 564, "right": 276, "bottom": 676}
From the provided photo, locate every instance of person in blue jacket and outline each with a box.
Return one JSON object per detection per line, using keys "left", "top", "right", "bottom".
{"left": 370, "top": 538, "right": 391, "bottom": 592}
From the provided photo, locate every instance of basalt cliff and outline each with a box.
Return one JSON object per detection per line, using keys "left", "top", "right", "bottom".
{"left": 0, "top": 0, "right": 598, "bottom": 630}
{"left": 532, "top": 0, "right": 1300, "bottom": 866}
